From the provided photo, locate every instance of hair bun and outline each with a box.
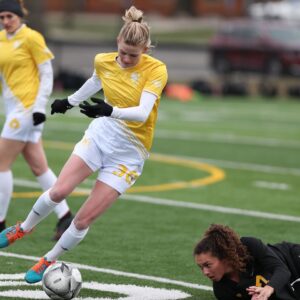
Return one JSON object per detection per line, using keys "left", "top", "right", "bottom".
{"left": 133, "top": 17, "right": 143, "bottom": 23}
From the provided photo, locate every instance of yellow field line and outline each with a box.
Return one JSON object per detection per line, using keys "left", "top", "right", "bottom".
{"left": 129, "top": 153, "right": 225, "bottom": 193}
{"left": 13, "top": 140, "right": 225, "bottom": 198}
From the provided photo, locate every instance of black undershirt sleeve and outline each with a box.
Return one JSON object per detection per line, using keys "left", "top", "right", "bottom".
{"left": 241, "top": 237, "right": 291, "bottom": 292}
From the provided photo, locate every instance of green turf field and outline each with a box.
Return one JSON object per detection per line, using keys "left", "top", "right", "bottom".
{"left": 0, "top": 95, "right": 300, "bottom": 299}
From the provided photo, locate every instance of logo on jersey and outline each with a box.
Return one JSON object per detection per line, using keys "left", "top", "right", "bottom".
{"left": 104, "top": 71, "right": 112, "bottom": 78}
{"left": 13, "top": 40, "right": 22, "bottom": 49}
{"left": 151, "top": 80, "right": 162, "bottom": 89}
{"left": 9, "top": 118, "right": 20, "bottom": 129}
{"left": 80, "top": 137, "right": 91, "bottom": 146}
{"left": 130, "top": 72, "right": 140, "bottom": 85}
{"left": 44, "top": 47, "right": 52, "bottom": 54}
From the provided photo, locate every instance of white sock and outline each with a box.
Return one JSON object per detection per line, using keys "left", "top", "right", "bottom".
{"left": 45, "top": 221, "right": 89, "bottom": 261}
{"left": 0, "top": 170, "right": 13, "bottom": 222}
{"left": 36, "top": 169, "right": 70, "bottom": 219}
{"left": 21, "top": 190, "right": 58, "bottom": 232}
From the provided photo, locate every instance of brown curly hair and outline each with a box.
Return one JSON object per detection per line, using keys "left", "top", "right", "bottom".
{"left": 194, "top": 224, "right": 252, "bottom": 273}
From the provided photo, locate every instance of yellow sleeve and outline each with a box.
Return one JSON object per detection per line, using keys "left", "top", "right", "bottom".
{"left": 27, "top": 30, "right": 54, "bottom": 65}
{"left": 144, "top": 64, "right": 168, "bottom": 97}
{"left": 94, "top": 53, "right": 104, "bottom": 78}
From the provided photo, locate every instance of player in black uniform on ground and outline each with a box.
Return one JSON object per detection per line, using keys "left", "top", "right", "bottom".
{"left": 194, "top": 224, "right": 300, "bottom": 300}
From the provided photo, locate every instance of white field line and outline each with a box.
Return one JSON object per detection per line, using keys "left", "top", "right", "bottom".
{"left": 41, "top": 124, "right": 300, "bottom": 176}
{"left": 14, "top": 178, "right": 300, "bottom": 223}
{"left": 254, "top": 181, "right": 290, "bottom": 191}
{"left": 155, "top": 130, "right": 300, "bottom": 149}
{"left": 163, "top": 153, "right": 300, "bottom": 176}
{"left": 0, "top": 251, "right": 212, "bottom": 291}
{"left": 121, "top": 194, "right": 300, "bottom": 223}
{"left": 45, "top": 121, "right": 300, "bottom": 150}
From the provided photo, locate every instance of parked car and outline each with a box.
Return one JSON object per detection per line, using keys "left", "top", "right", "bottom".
{"left": 209, "top": 20, "right": 300, "bottom": 76}
{"left": 248, "top": 0, "right": 300, "bottom": 21}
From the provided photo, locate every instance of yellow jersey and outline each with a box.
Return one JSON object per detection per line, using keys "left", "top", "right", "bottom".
{"left": 0, "top": 25, "right": 54, "bottom": 111}
{"left": 94, "top": 52, "right": 168, "bottom": 151}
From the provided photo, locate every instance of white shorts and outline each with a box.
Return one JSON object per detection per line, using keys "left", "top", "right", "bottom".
{"left": 73, "top": 134, "right": 145, "bottom": 194}
{"left": 1, "top": 111, "right": 43, "bottom": 143}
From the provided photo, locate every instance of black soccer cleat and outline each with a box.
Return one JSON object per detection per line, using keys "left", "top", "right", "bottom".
{"left": 52, "top": 212, "right": 73, "bottom": 241}
{"left": 0, "top": 220, "right": 6, "bottom": 232}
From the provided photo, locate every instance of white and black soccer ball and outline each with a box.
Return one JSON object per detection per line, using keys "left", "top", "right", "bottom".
{"left": 42, "top": 262, "right": 82, "bottom": 300}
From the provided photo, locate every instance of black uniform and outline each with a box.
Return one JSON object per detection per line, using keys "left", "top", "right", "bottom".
{"left": 213, "top": 237, "right": 300, "bottom": 300}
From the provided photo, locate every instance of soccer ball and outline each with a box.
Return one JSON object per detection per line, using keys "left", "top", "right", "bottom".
{"left": 42, "top": 262, "right": 82, "bottom": 300}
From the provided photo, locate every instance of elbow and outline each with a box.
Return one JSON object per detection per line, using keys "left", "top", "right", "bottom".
{"left": 136, "top": 111, "right": 148, "bottom": 122}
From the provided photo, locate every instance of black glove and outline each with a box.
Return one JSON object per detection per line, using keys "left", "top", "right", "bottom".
{"left": 51, "top": 98, "right": 73, "bottom": 115}
{"left": 79, "top": 97, "right": 113, "bottom": 118}
{"left": 33, "top": 112, "right": 46, "bottom": 126}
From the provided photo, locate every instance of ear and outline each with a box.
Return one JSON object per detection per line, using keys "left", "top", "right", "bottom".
{"left": 143, "top": 47, "right": 149, "bottom": 53}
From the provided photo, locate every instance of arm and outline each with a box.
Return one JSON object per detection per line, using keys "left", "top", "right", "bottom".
{"left": 51, "top": 71, "right": 102, "bottom": 114}
{"left": 34, "top": 60, "right": 53, "bottom": 113}
{"left": 79, "top": 91, "right": 157, "bottom": 122}
{"left": 111, "top": 91, "right": 157, "bottom": 122}
{"left": 242, "top": 237, "right": 291, "bottom": 299}
{"left": 32, "top": 60, "right": 53, "bottom": 125}
{"left": 68, "top": 71, "right": 102, "bottom": 106}
{"left": 247, "top": 286, "right": 274, "bottom": 300}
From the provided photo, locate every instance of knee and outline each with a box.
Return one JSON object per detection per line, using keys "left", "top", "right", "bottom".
{"left": 73, "top": 218, "right": 90, "bottom": 231}
{"left": 0, "top": 159, "right": 13, "bottom": 171}
{"left": 49, "top": 185, "right": 69, "bottom": 202}
{"left": 31, "top": 165, "right": 47, "bottom": 177}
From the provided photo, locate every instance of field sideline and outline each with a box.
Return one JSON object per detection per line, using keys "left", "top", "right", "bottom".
{"left": 0, "top": 95, "right": 299, "bottom": 299}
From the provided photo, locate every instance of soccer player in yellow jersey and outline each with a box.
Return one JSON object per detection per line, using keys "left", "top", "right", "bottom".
{"left": 0, "top": 0, "right": 73, "bottom": 239}
{"left": 0, "top": 5, "right": 168, "bottom": 283}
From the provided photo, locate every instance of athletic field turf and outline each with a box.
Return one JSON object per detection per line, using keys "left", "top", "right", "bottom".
{"left": 0, "top": 95, "right": 299, "bottom": 299}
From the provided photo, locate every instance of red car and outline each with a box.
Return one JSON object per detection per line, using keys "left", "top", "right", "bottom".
{"left": 210, "top": 20, "right": 300, "bottom": 76}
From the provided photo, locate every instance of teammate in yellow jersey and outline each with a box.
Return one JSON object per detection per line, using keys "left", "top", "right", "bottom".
{"left": 0, "top": 0, "right": 73, "bottom": 240}
{"left": 0, "top": 5, "right": 168, "bottom": 283}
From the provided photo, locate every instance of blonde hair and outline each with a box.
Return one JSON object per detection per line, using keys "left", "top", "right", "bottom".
{"left": 118, "top": 6, "right": 151, "bottom": 48}
{"left": 19, "top": 0, "right": 29, "bottom": 17}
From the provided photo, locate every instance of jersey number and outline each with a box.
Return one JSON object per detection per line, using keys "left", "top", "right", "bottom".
{"left": 113, "top": 164, "right": 138, "bottom": 184}
{"left": 255, "top": 275, "right": 269, "bottom": 287}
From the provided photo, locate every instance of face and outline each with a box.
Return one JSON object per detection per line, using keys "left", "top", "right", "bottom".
{"left": 117, "top": 38, "right": 147, "bottom": 68}
{"left": 0, "top": 11, "right": 22, "bottom": 34}
{"left": 195, "top": 252, "right": 232, "bottom": 282}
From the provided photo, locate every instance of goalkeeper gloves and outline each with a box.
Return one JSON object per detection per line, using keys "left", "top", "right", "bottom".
{"left": 51, "top": 99, "right": 73, "bottom": 115}
{"left": 79, "top": 97, "right": 113, "bottom": 118}
{"left": 32, "top": 112, "right": 46, "bottom": 126}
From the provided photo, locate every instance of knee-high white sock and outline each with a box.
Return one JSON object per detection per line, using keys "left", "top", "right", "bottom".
{"left": 0, "top": 170, "right": 13, "bottom": 222}
{"left": 21, "top": 190, "right": 58, "bottom": 232}
{"left": 45, "top": 221, "right": 89, "bottom": 261}
{"left": 36, "top": 169, "right": 70, "bottom": 219}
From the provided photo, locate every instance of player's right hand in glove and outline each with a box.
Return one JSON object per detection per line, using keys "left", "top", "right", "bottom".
{"left": 79, "top": 97, "right": 113, "bottom": 118}
{"left": 51, "top": 99, "right": 73, "bottom": 115}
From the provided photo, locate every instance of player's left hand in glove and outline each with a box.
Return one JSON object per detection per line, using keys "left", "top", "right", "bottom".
{"left": 33, "top": 112, "right": 46, "bottom": 126}
{"left": 79, "top": 97, "right": 113, "bottom": 118}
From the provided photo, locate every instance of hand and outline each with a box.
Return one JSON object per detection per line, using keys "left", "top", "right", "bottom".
{"left": 79, "top": 97, "right": 113, "bottom": 118}
{"left": 247, "top": 285, "right": 274, "bottom": 300}
{"left": 51, "top": 98, "right": 73, "bottom": 115}
{"left": 32, "top": 112, "right": 46, "bottom": 126}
